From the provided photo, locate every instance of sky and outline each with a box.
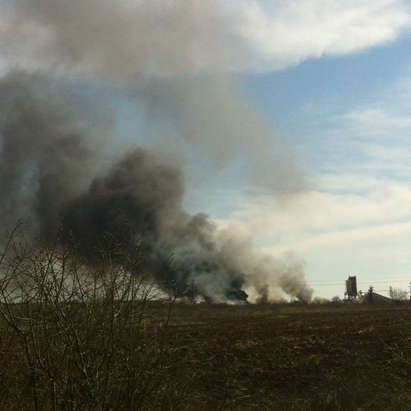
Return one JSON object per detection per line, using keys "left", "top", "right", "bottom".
{"left": 2, "top": 0, "right": 411, "bottom": 299}
{"left": 187, "top": 0, "right": 411, "bottom": 298}
{"left": 248, "top": 9, "right": 411, "bottom": 298}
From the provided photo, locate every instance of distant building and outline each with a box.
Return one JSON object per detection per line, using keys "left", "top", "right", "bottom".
{"left": 359, "top": 286, "right": 391, "bottom": 304}
{"left": 345, "top": 276, "right": 358, "bottom": 301}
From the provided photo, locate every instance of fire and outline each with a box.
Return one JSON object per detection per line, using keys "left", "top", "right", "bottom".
{"left": 226, "top": 300, "right": 235, "bottom": 306}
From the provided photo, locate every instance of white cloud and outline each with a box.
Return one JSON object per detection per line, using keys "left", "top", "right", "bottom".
{"left": 220, "top": 177, "right": 411, "bottom": 237}
{"left": 342, "top": 108, "right": 411, "bottom": 141}
{"left": 238, "top": 0, "right": 411, "bottom": 71}
{"left": 217, "top": 175, "right": 411, "bottom": 296}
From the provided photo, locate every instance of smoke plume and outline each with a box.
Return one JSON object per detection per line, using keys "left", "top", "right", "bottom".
{"left": 0, "top": 1, "right": 313, "bottom": 302}
{"left": 1, "top": 0, "right": 305, "bottom": 192}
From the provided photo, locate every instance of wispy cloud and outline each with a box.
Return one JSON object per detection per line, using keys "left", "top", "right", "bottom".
{"left": 292, "top": 68, "right": 411, "bottom": 180}
{"left": 216, "top": 175, "right": 411, "bottom": 296}
{"left": 219, "top": 177, "right": 411, "bottom": 239}
{"left": 239, "top": 0, "right": 411, "bottom": 71}
{"left": 216, "top": 65, "right": 411, "bottom": 296}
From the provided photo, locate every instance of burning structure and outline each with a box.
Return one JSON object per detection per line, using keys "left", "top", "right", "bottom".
{"left": 0, "top": 1, "right": 313, "bottom": 304}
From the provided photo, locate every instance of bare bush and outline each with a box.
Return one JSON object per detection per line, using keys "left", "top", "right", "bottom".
{"left": 0, "top": 227, "right": 190, "bottom": 410}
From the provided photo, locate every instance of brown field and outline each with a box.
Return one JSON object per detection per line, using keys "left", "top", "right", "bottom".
{"left": 147, "top": 303, "right": 411, "bottom": 410}
{"left": 2, "top": 301, "right": 411, "bottom": 410}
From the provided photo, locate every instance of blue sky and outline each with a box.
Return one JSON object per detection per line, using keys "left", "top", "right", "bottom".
{"left": 178, "top": 2, "right": 411, "bottom": 298}
{"left": 94, "top": 1, "right": 411, "bottom": 299}
{"left": 2, "top": 0, "right": 411, "bottom": 299}
{"left": 222, "top": 19, "right": 411, "bottom": 298}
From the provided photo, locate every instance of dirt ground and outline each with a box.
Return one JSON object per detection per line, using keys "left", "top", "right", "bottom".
{"left": 150, "top": 303, "right": 411, "bottom": 410}
{"left": 1, "top": 302, "right": 411, "bottom": 410}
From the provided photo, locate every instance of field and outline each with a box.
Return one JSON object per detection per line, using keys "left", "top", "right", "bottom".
{"left": 2, "top": 301, "right": 411, "bottom": 410}
{"left": 149, "top": 303, "right": 411, "bottom": 410}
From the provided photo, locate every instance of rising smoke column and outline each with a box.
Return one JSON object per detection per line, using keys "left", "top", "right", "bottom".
{"left": 0, "top": 1, "right": 313, "bottom": 302}
{"left": 0, "top": 71, "right": 312, "bottom": 302}
{"left": 59, "top": 148, "right": 244, "bottom": 300}
{"left": 58, "top": 148, "right": 312, "bottom": 302}
{"left": 1, "top": 0, "right": 305, "bottom": 192}
{"left": 0, "top": 71, "right": 106, "bottom": 238}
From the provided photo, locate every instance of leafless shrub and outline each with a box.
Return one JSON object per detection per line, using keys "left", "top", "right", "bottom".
{"left": 0, "top": 226, "right": 189, "bottom": 410}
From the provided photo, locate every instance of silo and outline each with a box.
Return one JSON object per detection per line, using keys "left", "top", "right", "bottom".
{"left": 345, "top": 276, "right": 358, "bottom": 300}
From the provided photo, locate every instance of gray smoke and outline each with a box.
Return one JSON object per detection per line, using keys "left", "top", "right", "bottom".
{"left": 0, "top": 1, "right": 313, "bottom": 302}
{"left": 58, "top": 148, "right": 246, "bottom": 301}
{"left": 1, "top": 0, "right": 305, "bottom": 192}
{"left": 0, "top": 71, "right": 105, "bottom": 236}
{"left": 1, "top": 0, "right": 246, "bottom": 78}
{"left": 136, "top": 75, "right": 304, "bottom": 192}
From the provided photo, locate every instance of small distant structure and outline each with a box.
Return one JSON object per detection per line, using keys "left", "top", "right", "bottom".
{"left": 344, "top": 275, "right": 358, "bottom": 301}
{"left": 361, "top": 286, "right": 391, "bottom": 304}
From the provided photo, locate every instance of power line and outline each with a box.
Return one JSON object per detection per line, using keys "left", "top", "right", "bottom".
{"left": 310, "top": 278, "right": 410, "bottom": 286}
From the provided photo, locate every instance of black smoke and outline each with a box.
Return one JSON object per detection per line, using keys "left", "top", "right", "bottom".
{"left": 59, "top": 148, "right": 253, "bottom": 301}
{"left": 0, "top": 71, "right": 313, "bottom": 302}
